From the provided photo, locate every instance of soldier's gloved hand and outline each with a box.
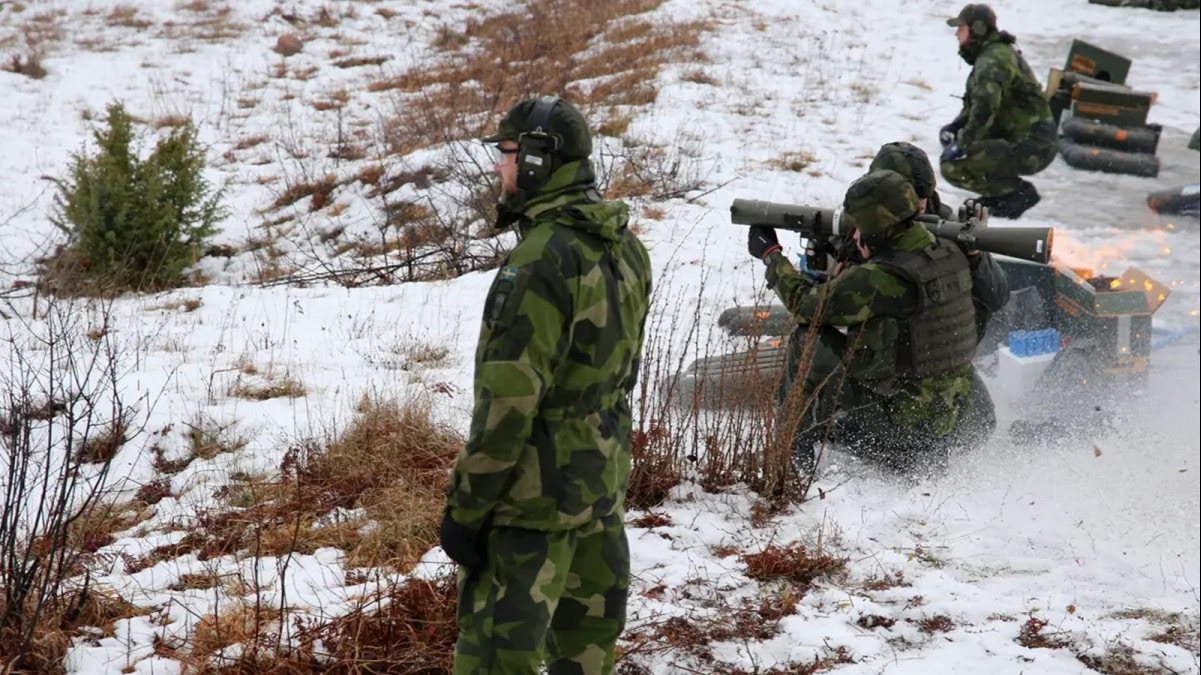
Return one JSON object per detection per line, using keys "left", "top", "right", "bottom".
{"left": 940, "top": 141, "right": 965, "bottom": 163}
{"left": 439, "top": 510, "right": 487, "bottom": 570}
{"left": 960, "top": 198, "right": 987, "bottom": 222}
{"left": 747, "top": 225, "right": 782, "bottom": 262}
{"left": 939, "top": 123, "right": 959, "bottom": 147}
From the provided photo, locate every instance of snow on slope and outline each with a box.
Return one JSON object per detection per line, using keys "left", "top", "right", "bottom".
{"left": 1, "top": 0, "right": 1198, "bottom": 673}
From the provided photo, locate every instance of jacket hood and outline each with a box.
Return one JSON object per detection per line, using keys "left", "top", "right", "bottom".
{"left": 501, "top": 161, "right": 630, "bottom": 242}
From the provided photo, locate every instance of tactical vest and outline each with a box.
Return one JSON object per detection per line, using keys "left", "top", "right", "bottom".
{"left": 874, "top": 239, "right": 977, "bottom": 378}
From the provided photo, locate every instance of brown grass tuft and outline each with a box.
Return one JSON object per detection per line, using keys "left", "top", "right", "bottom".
{"left": 2, "top": 51, "right": 47, "bottom": 79}
{"left": 916, "top": 614, "right": 955, "bottom": 634}
{"left": 229, "top": 376, "right": 306, "bottom": 401}
{"left": 1016, "top": 615, "right": 1071, "bottom": 650}
{"left": 768, "top": 150, "right": 818, "bottom": 173}
{"left": 862, "top": 569, "right": 910, "bottom": 591}
{"left": 272, "top": 174, "right": 338, "bottom": 210}
{"left": 191, "top": 603, "right": 280, "bottom": 664}
{"left": 107, "top": 5, "right": 153, "bottom": 29}
{"left": 628, "top": 512, "right": 672, "bottom": 529}
{"left": 741, "top": 542, "right": 847, "bottom": 591}
{"left": 78, "top": 417, "right": 129, "bottom": 463}
{"left": 184, "top": 415, "right": 249, "bottom": 459}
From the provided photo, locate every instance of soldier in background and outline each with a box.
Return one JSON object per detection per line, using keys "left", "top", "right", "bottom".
{"left": 870, "top": 141, "right": 1009, "bottom": 340}
{"left": 748, "top": 171, "right": 995, "bottom": 472}
{"left": 440, "top": 96, "right": 652, "bottom": 675}
{"left": 939, "top": 3, "right": 1057, "bottom": 219}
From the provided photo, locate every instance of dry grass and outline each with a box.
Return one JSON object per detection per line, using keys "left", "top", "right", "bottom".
{"left": 213, "top": 574, "right": 458, "bottom": 673}
{"left": 1016, "top": 615, "right": 1072, "bottom": 650}
{"left": 106, "top": 5, "right": 153, "bottom": 29}
{"left": 229, "top": 375, "right": 306, "bottom": 401}
{"left": 742, "top": 542, "right": 847, "bottom": 592}
{"left": 768, "top": 150, "right": 819, "bottom": 173}
{"left": 191, "top": 603, "right": 281, "bottom": 665}
{"left": 1076, "top": 645, "right": 1171, "bottom": 675}
{"left": 0, "top": 581, "right": 145, "bottom": 673}
{"left": 2, "top": 50, "right": 47, "bottom": 79}
{"left": 681, "top": 67, "right": 719, "bottom": 86}
{"left": 130, "top": 397, "right": 459, "bottom": 572}
{"left": 373, "top": 0, "right": 711, "bottom": 155}
{"left": 272, "top": 174, "right": 339, "bottom": 210}
{"left": 77, "top": 416, "right": 129, "bottom": 463}
{"left": 153, "top": 113, "right": 191, "bottom": 129}
{"left": 67, "top": 500, "right": 153, "bottom": 555}
{"left": 184, "top": 415, "right": 249, "bottom": 459}
{"left": 628, "top": 512, "right": 672, "bottom": 529}
{"left": 333, "top": 55, "right": 389, "bottom": 69}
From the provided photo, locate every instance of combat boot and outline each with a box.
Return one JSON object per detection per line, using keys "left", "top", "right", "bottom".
{"left": 987, "top": 180, "right": 1040, "bottom": 219}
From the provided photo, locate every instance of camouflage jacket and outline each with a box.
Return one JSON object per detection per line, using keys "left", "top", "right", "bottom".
{"left": 446, "top": 162, "right": 652, "bottom": 532}
{"left": 766, "top": 222, "right": 974, "bottom": 435}
{"left": 953, "top": 35, "right": 1055, "bottom": 151}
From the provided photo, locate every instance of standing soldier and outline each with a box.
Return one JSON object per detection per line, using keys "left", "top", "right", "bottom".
{"left": 748, "top": 170, "right": 995, "bottom": 472}
{"left": 939, "top": 3, "right": 1057, "bottom": 219}
{"left": 440, "top": 96, "right": 652, "bottom": 675}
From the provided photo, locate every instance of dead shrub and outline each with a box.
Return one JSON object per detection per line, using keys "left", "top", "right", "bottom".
{"left": 916, "top": 614, "right": 955, "bottom": 634}
{"left": 601, "top": 133, "right": 710, "bottom": 201}
{"left": 742, "top": 542, "right": 847, "bottom": 592}
{"left": 628, "top": 512, "right": 671, "bottom": 529}
{"left": 2, "top": 50, "right": 47, "bottom": 79}
{"left": 220, "top": 574, "right": 458, "bottom": 673}
{"left": 1016, "top": 615, "right": 1071, "bottom": 650}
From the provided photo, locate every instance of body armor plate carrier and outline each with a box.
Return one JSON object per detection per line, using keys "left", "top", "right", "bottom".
{"left": 874, "top": 239, "right": 977, "bottom": 378}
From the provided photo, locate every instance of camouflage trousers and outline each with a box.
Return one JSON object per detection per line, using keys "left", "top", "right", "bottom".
{"left": 781, "top": 326, "right": 995, "bottom": 469}
{"left": 453, "top": 512, "right": 629, "bottom": 675}
{"left": 940, "top": 136, "right": 1058, "bottom": 196}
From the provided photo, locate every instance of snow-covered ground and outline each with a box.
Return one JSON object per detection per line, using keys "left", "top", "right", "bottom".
{"left": 1, "top": 0, "right": 1198, "bottom": 673}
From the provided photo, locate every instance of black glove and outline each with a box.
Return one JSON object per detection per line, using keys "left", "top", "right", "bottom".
{"left": 439, "top": 511, "right": 486, "bottom": 570}
{"left": 939, "top": 123, "right": 960, "bottom": 147}
{"left": 959, "top": 199, "right": 988, "bottom": 222}
{"left": 747, "top": 225, "right": 781, "bottom": 262}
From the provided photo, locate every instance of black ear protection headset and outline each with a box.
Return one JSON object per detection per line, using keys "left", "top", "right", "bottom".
{"left": 516, "top": 95, "right": 562, "bottom": 195}
{"left": 970, "top": 17, "right": 989, "bottom": 37}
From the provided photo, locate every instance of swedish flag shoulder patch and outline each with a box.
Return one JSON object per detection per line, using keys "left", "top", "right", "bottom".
{"left": 499, "top": 265, "right": 519, "bottom": 282}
